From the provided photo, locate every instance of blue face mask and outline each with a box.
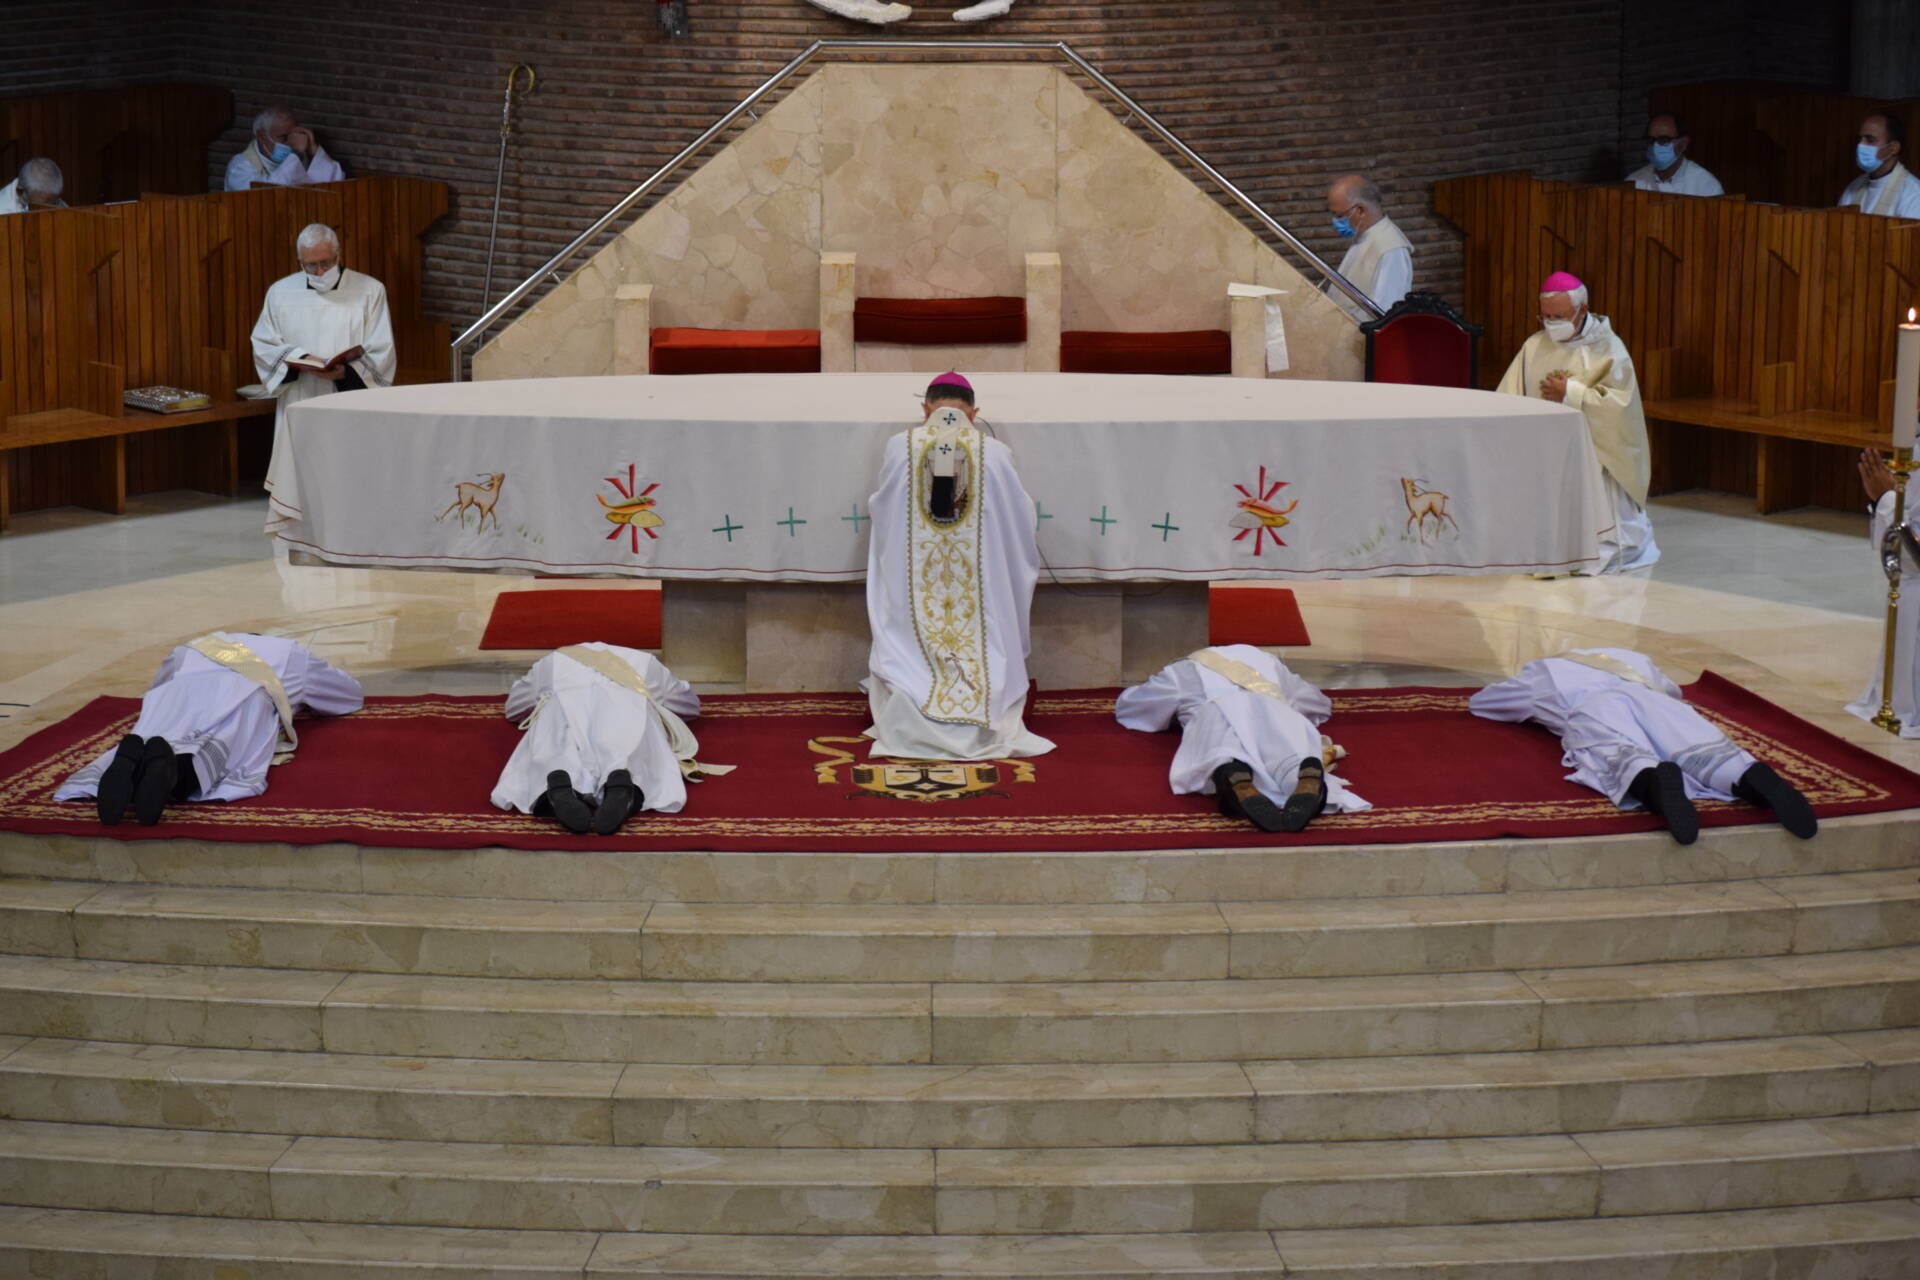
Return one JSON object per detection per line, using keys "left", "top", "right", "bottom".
{"left": 1858, "top": 141, "right": 1886, "bottom": 173}
{"left": 1331, "top": 215, "right": 1357, "bottom": 238}
{"left": 268, "top": 142, "right": 294, "bottom": 165}
{"left": 1647, "top": 141, "right": 1677, "bottom": 171}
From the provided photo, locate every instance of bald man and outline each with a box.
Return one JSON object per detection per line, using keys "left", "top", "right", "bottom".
{"left": 1324, "top": 175, "right": 1413, "bottom": 321}
{"left": 1840, "top": 112, "right": 1920, "bottom": 219}
{"left": 226, "top": 106, "right": 344, "bottom": 191}
{"left": 0, "top": 158, "right": 65, "bottom": 214}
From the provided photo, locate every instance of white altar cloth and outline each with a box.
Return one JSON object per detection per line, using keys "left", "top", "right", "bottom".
{"left": 270, "top": 373, "right": 1608, "bottom": 581}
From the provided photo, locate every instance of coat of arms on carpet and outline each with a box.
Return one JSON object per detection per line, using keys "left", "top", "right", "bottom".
{"left": 809, "top": 735, "right": 1037, "bottom": 803}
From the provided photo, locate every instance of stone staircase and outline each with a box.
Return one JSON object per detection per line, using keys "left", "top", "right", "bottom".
{"left": 0, "top": 815, "right": 1917, "bottom": 1275}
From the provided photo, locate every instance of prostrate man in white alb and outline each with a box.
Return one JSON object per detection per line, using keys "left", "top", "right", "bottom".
{"left": 1847, "top": 449, "right": 1920, "bottom": 738}
{"left": 1496, "top": 271, "right": 1657, "bottom": 574}
{"left": 1324, "top": 174, "right": 1413, "bottom": 320}
{"left": 1116, "top": 644, "right": 1369, "bottom": 834}
{"left": 225, "top": 106, "right": 345, "bottom": 191}
{"left": 0, "top": 157, "right": 66, "bottom": 214}
{"left": 864, "top": 372, "right": 1053, "bottom": 762}
{"left": 491, "top": 643, "right": 724, "bottom": 835}
{"left": 250, "top": 222, "right": 396, "bottom": 522}
{"left": 1470, "top": 647, "right": 1815, "bottom": 846}
{"left": 54, "top": 632, "right": 363, "bottom": 826}
{"left": 1840, "top": 111, "right": 1920, "bottom": 219}
{"left": 1627, "top": 114, "right": 1724, "bottom": 197}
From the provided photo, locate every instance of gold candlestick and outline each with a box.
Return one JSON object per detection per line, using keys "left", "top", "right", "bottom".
{"left": 1872, "top": 446, "right": 1917, "bottom": 734}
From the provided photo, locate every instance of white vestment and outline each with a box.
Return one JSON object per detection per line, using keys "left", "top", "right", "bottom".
{"left": 0, "top": 180, "right": 26, "bottom": 215}
{"left": 224, "top": 141, "right": 344, "bottom": 192}
{"left": 1846, "top": 474, "right": 1920, "bottom": 738}
{"left": 1469, "top": 647, "right": 1754, "bottom": 808}
{"left": 491, "top": 643, "right": 702, "bottom": 815}
{"left": 1332, "top": 216, "right": 1414, "bottom": 320}
{"left": 1839, "top": 163, "right": 1920, "bottom": 219}
{"left": 864, "top": 414, "right": 1054, "bottom": 761}
{"left": 1627, "top": 158, "right": 1724, "bottom": 197}
{"left": 250, "top": 268, "right": 396, "bottom": 528}
{"left": 1496, "top": 315, "right": 1658, "bottom": 573}
{"left": 1115, "top": 645, "right": 1370, "bottom": 814}
{"left": 53, "top": 633, "right": 363, "bottom": 804}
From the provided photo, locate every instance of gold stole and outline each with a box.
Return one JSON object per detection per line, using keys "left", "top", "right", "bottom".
{"left": 187, "top": 634, "right": 299, "bottom": 762}
{"left": 1556, "top": 650, "right": 1676, "bottom": 698}
{"left": 1188, "top": 647, "right": 1289, "bottom": 698}
{"left": 554, "top": 645, "right": 731, "bottom": 778}
{"left": 906, "top": 423, "right": 991, "bottom": 728}
{"left": 1870, "top": 163, "right": 1913, "bottom": 216}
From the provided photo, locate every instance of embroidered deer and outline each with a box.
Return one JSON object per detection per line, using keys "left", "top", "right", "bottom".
{"left": 1400, "top": 477, "right": 1459, "bottom": 542}
{"left": 438, "top": 473, "right": 507, "bottom": 531}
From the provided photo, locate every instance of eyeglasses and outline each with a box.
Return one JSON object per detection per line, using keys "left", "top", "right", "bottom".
{"left": 299, "top": 256, "right": 338, "bottom": 274}
{"left": 1643, "top": 134, "right": 1681, "bottom": 144}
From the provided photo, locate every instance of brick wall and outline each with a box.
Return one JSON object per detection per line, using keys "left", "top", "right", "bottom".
{"left": 3, "top": 0, "right": 1854, "bottom": 342}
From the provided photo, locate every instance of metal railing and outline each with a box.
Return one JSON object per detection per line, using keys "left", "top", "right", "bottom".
{"left": 450, "top": 38, "right": 1382, "bottom": 381}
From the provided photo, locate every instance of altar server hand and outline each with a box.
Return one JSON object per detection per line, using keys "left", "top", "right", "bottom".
{"left": 314, "top": 365, "right": 347, "bottom": 382}
{"left": 1859, "top": 448, "right": 1897, "bottom": 503}
{"left": 288, "top": 127, "right": 316, "bottom": 158}
{"left": 1539, "top": 372, "right": 1568, "bottom": 403}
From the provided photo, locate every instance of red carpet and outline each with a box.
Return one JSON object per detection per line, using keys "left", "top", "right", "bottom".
{"left": 1, "top": 675, "right": 1915, "bottom": 852}
{"left": 477, "top": 589, "right": 662, "bottom": 651}
{"left": 1209, "top": 586, "right": 1310, "bottom": 647}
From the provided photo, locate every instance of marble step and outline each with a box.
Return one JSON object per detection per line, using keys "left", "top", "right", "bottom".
{"left": 3, "top": 1115, "right": 1917, "bottom": 1235}
{"left": 4, "top": 948, "right": 1917, "bottom": 1064}
{"left": 2, "top": 808, "right": 1909, "bottom": 904}
{"left": 7, "top": 872, "right": 1918, "bottom": 984}
{"left": 8, "top": 1032, "right": 1914, "bottom": 1149}
{"left": 5, "top": 1204, "right": 1919, "bottom": 1280}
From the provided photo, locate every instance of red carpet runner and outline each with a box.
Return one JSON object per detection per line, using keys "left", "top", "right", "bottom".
{"left": 0, "top": 676, "right": 1914, "bottom": 852}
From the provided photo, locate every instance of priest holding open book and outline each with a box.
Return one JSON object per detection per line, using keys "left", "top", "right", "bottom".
{"left": 250, "top": 222, "right": 395, "bottom": 526}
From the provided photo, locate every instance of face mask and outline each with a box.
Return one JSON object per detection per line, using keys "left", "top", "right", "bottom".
{"left": 1858, "top": 142, "right": 1886, "bottom": 173}
{"left": 1543, "top": 318, "right": 1578, "bottom": 343}
{"left": 1331, "top": 216, "right": 1357, "bottom": 238}
{"left": 268, "top": 142, "right": 294, "bottom": 165}
{"left": 1647, "top": 141, "right": 1677, "bottom": 170}
{"left": 305, "top": 265, "right": 341, "bottom": 291}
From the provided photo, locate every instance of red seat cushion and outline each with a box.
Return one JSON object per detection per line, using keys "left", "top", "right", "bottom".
{"left": 853, "top": 297, "right": 1027, "bottom": 345}
{"left": 649, "top": 328, "right": 821, "bottom": 375}
{"left": 1368, "top": 313, "right": 1475, "bottom": 388}
{"left": 1060, "top": 330, "right": 1232, "bottom": 375}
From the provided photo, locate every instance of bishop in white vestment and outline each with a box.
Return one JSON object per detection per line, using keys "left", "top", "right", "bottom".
{"left": 54, "top": 632, "right": 363, "bottom": 825}
{"left": 1846, "top": 451, "right": 1920, "bottom": 738}
{"left": 864, "top": 373, "right": 1054, "bottom": 762}
{"left": 1839, "top": 113, "right": 1920, "bottom": 219}
{"left": 1469, "top": 647, "right": 1814, "bottom": 845}
{"left": 1496, "top": 272, "right": 1657, "bottom": 573}
{"left": 251, "top": 223, "right": 396, "bottom": 527}
{"left": 1116, "top": 644, "right": 1369, "bottom": 833}
{"left": 224, "top": 107, "right": 345, "bottom": 191}
{"left": 492, "top": 643, "right": 712, "bottom": 835}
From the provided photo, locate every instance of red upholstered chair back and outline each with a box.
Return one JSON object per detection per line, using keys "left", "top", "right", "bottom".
{"left": 1361, "top": 292, "right": 1483, "bottom": 388}
{"left": 1059, "top": 330, "right": 1232, "bottom": 375}
{"left": 853, "top": 297, "right": 1027, "bottom": 345}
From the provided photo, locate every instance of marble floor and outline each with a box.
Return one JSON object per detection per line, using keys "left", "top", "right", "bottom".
{"left": 0, "top": 488, "right": 1914, "bottom": 776}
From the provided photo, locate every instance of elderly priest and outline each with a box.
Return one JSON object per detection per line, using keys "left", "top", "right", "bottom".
{"left": 225, "top": 105, "right": 345, "bottom": 191}
{"left": 863, "top": 373, "right": 1054, "bottom": 762}
{"left": 250, "top": 223, "right": 395, "bottom": 524}
{"left": 1324, "top": 175, "right": 1413, "bottom": 320}
{"left": 1497, "top": 271, "right": 1656, "bottom": 574}
{"left": 0, "top": 157, "right": 65, "bottom": 214}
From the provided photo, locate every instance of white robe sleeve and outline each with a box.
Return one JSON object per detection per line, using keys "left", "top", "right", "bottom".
{"left": 223, "top": 152, "right": 257, "bottom": 192}
{"left": 503, "top": 662, "right": 550, "bottom": 723}
{"left": 251, "top": 290, "right": 305, "bottom": 394}
{"left": 348, "top": 279, "right": 398, "bottom": 389}
{"left": 304, "top": 146, "right": 344, "bottom": 184}
{"left": 1114, "top": 665, "right": 1188, "bottom": 732}
{"left": 1370, "top": 247, "right": 1413, "bottom": 312}
{"left": 291, "top": 651, "right": 365, "bottom": 717}
{"left": 1467, "top": 674, "right": 1535, "bottom": 721}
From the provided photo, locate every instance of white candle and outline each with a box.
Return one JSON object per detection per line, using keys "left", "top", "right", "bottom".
{"left": 1897, "top": 308, "right": 1920, "bottom": 452}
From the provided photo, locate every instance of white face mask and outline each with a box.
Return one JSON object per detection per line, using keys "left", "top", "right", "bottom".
{"left": 305, "top": 264, "right": 342, "bottom": 291}
{"left": 1543, "top": 318, "right": 1578, "bottom": 343}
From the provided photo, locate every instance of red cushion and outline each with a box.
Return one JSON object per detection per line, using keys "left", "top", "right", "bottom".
{"left": 649, "top": 327, "right": 821, "bottom": 375}
{"left": 1208, "top": 585, "right": 1311, "bottom": 647}
{"left": 853, "top": 297, "right": 1026, "bottom": 345}
{"left": 1060, "top": 330, "right": 1232, "bottom": 375}
{"left": 1368, "top": 313, "right": 1475, "bottom": 388}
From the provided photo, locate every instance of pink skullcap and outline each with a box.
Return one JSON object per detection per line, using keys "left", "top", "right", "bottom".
{"left": 927, "top": 371, "right": 972, "bottom": 393}
{"left": 1539, "top": 271, "right": 1584, "bottom": 295}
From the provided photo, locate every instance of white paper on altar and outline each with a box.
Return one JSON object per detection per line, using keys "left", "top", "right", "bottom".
{"left": 272, "top": 372, "right": 1608, "bottom": 581}
{"left": 1227, "top": 283, "right": 1289, "bottom": 373}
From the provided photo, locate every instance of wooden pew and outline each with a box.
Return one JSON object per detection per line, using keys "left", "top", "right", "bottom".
{"left": 0, "top": 176, "right": 449, "bottom": 531}
{"left": 1433, "top": 171, "right": 1920, "bottom": 513}
{"left": 0, "top": 84, "right": 233, "bottom": 205}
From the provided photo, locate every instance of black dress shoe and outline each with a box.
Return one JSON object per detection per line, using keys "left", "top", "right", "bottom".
{"left": 1628, "top": 761, "right": 1698, "bottom": 846}
{"left": 95, "top": 734, "right": 145, "bottom": 826}
{"left": 593, "top": 769, "right": 643, "bottom": 836}
{"left": 1278, "top": 758, "right": 1329, "bottom": 834}
{"left": 132, "top": 737, "right": 178, "bottom": 826}
{"left": 1210, "top": 759, "right": 1288, "bottom": 833}
{"left": 1734, "top": 762, "right": 1817, "bottom": 839}
{"left": 542, "top": 769, "right": 594, "bottom": 835}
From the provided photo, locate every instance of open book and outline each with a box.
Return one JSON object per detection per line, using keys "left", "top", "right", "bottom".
{"left": 285, "top": 345, "right": 364, "bottom": 374}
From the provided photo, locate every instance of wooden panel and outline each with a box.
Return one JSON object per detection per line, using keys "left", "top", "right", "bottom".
{"left": 0, "top": 84, "right": 232, "bottom": 206}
